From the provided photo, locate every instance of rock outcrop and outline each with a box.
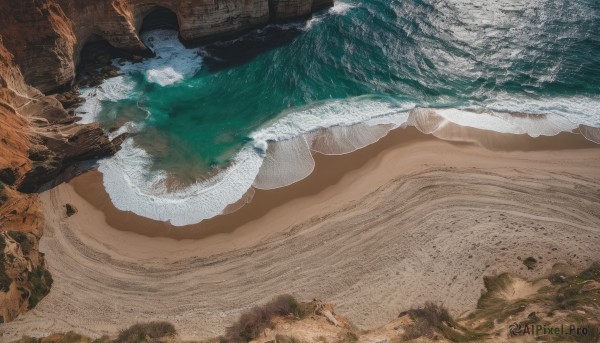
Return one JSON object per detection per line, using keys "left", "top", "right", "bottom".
{"left": 0, "top": 0, "right": 331, "bottom": 323}
{"left": 0, "top": 35, "right": 122, "bottom": 321}
{"left": 0, "top": 0, "right": 333, "bottom": 94}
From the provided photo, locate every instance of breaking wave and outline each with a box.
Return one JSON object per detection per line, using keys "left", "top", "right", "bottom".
{"left": 75, "top": 0, "right": 600, "bottom": 226}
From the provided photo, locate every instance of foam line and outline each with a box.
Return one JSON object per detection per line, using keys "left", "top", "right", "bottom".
{"left": 99, "top": 141, "right": 264, "bottom": 226}
{"left": 75, "top": 29, "right": 600, "bottom": 227}
{"left": 253, "top": 136, "right": 315, "bottom": 190}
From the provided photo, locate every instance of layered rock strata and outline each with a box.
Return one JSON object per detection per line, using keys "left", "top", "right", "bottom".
{"left": 0, "top": 36, "right": 122, "bottom": 322}
{"left": 1, "top": 0, "right": 333, "bottom": 94}
{"left": 0, "top": 0, "right": 331, "bottom": 323}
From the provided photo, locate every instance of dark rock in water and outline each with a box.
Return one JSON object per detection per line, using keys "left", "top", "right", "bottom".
{"left": 19, "top": 123, "right": 124, "bottom": 193}
{"left": 201, "top": 25, "right": 303, "bottom": 71}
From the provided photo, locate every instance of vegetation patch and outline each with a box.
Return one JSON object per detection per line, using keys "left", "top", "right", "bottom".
{"left": 461, "top": 263, "right": 600, "bottom": 343}
{"left": 343, "top": 331, "right": 359, "bottom": 342}
{"left": 65, "top": 203, "right": 78, "bottom": 217}
{"left": 402, "top": 302, "right": 487, "bottom": 342}
{"left": 28, "top": 266, "right": 53, "bottom": 309}
{"left": 226, "top": 294, "right": 310, "bottom": 343}
{"left": 115, "top": 322, "right": 176, "bottom": 343}
{"left": 274, "top": 335, "right": 304, "bottom": 343}
{"left": 523, "top": 256, "right": 538, "bottom": 270}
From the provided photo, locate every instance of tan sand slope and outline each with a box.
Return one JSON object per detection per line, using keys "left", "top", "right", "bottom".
{"left": 0, "top": 127, "right": 599, "bottom": 341}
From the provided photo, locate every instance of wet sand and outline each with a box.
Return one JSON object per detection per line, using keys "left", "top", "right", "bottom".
{"left": 1, "top": 126, "right": 599, "bottom": 340}
{"left": 71, "top": 124, "right": 597, "bottom": 241}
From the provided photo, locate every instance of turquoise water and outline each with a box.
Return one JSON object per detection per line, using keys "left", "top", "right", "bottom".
{"left": 78, "top": 0, "right": 600, "bottom": 225}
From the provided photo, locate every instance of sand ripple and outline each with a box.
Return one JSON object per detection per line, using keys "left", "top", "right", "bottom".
{"left": 1, "top": 136, "right": 599, "bottom": 341}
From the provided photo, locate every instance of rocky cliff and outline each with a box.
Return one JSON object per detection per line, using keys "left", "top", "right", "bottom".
{"left": 0, "top": 35, "right": 125, "bottom": 322}
{"left": 0, "top": 0, "right": 331, "bottom": 323}
{"left": 1, "top": 0, "right": 333, "bottom": 94}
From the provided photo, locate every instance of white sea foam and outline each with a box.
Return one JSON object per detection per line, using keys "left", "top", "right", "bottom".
{"left": 423, "top": 108, "right": 578, "bottom": 137}
{"left": 97, "top": 94, "right": 600, "bottom": 226}
{"left": 251, "top": 97, "right": 411, "bottom": 144}
{"left": 484, "top": 94, "right": 600, "bottom": 128}
{"left": 76, "top": 29, "right": 600, "bottom": 226}
{"left": 120, "top": 30, "right": 202, "bottom": 86}
{"left": 98, "top": 96, "right": 410, "bottom": 224}
{"left": 304, "top": 1, "right": 357, "bottom": 30}
{"left": 99, "top": 140, "right": 264, "bottom": 226}
{"left": 329, "top": 2, "right": 356, "bottom": 15}
{"left": 75, "top": 76, "right": 137, "bottom": 123}
{"left": 75, "top": 29, "right": 201, "bottom": 124}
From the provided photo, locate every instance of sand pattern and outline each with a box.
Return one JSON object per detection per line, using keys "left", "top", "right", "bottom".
{"left": 1, "top": 131, "right": 599, "bottom": 340}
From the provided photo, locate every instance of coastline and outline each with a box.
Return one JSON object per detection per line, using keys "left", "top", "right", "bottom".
{"left": 71, "top": 124, "right": 599, "bottom": 244}
{"left": 1, "top": 126, "right": 599, "bottom": 340}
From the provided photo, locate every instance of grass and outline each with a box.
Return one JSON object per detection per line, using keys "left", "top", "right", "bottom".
{"left": 402, "top": 302, "right": 487, "bottom": 342}
{"left": 225, "top": 295, "right": 309, "bottom": 343}
{"left": 551, "top": 263, "right": 600, "bottom": 312}
{"left": 13, "top": 324, "right": 174, "bottom": 343}
{"left": 579, "top": 262, "right": 600, "bottom": 281}
{"left": 343, "top": 331, "right": 358, "bottom": 342}
{"left": 464, "top": 263, "right": 600, "bottom": 343}
{"left": 12, "top": 332, "right": 91, "bottom": 343}
{"left": 115, "top": 322, "right": 176, "bottom": 343}
{"left": 28, "top": 266, "right": 53, "bottom": 308}
{"left": 275, "top": 335, "right": 303, "bottom": 343}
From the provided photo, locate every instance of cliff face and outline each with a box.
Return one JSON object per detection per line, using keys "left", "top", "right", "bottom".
{"left": 0, "top": 0, "right": 331, "bottom": 323}
{"left": 1, "top": 0, "right": 333, "bottom": 94}
{"left": 0, "top": 36, "right": 122, "bottom": 322}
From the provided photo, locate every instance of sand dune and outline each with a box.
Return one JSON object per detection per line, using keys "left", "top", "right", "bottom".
{"left": 1, "top": 127, "right": 599, "bottom": 341}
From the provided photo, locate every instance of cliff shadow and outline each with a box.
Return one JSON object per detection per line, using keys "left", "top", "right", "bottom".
{"left": 76, "top": 34, "right": 124, "bottom": 88}
{"left": 140, "top": 6, "right": 180, "bottom": 32}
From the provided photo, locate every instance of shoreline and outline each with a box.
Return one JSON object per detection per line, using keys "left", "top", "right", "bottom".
{"left": 1, "top": 127, "right": 599, "bottom": 340}
{"left": 72, "top": 124, "right": 598, "bottom": 241}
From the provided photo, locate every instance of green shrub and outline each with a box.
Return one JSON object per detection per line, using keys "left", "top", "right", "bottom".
{"left": 344, "top": 331, "right": 359, "bottom": 342}
{"left": 226, "top": 295, "right": 303, "bottom": 343}
{"left": 403, "top": 302, "right": 486, "bottom": 342}
{"left": 580, "top": 262, "right": 600, "bottom": 281}
{"left": 115, "top": 322, "right": 176, "bottom": 343}
{"left": 275, "top": 335, "right": 303, "bottom": 343}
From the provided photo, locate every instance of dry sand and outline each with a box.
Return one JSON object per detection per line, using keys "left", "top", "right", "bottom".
{"left": 1, "top": 126, "right": 599, "bottom": 341}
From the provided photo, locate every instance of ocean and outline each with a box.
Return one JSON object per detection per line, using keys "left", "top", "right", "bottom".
{"left": 76, "top": 0, "right": 600, "bottom": 226}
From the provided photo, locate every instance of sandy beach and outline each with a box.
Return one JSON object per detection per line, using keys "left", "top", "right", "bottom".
{"left": 1, "top": 126, "right": 599, "bottom": 340}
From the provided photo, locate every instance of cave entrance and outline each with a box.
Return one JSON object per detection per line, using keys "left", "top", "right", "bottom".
{"left": 76, "top": 34, "right": 120, "bottom": 87}
{"left": 140, "top": 6, "right": 180, "bottom": 32}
